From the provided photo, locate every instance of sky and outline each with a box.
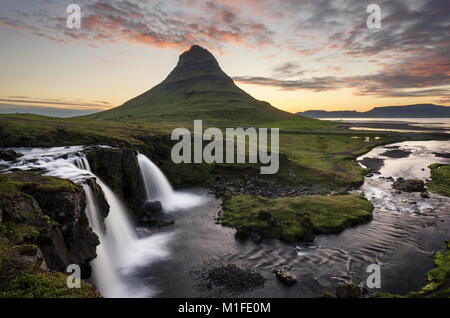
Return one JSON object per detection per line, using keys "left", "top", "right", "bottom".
{"left": 0, "top": 0, "right": 449, "bottom": 116}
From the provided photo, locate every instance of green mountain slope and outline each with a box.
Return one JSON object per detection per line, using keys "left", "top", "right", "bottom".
{"left": 85, "top": 45, "right": 319, "bottom": 127}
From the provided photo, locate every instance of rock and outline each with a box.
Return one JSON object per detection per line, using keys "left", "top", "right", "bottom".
{"left": 144, "top": 200, "right": 162, "bottom": 213}
{"left": 202, "top": 264, "right": 265, "bottom": 293}
{"left": 86, "top": 147, "right": 147, "bottom": 219}
{"left": 274, "top": 268, "right": 297, "bottom": 286}
{"left": 12, "top": 244, "right": 48, "bottom": 271}
{"left": 0, "top": 172, "right": 100, "bottom": 279}
{"left": 250, "top": 232, "right": 262, "bottom": 243}
{"left": 392, "top": 179, "right": 425, "bottom": 192}
{"left": 235, "top": 228, "right": 251, "bottom": 240}
{"left": 420, "top": 192, "right": 430, "bottom": 199}
{"left": 336, "top": 283, "right": 363, "bottom": 298}
{"left": 0, "top": 149, "right": 20, "bottom": 161}
{"left": 86, "top": 178, "right": 110, "bottom": 220}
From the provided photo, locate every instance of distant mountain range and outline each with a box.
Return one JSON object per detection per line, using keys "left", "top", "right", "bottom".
{"left": 297, "top": 104, "right": 450, "bottom": 118}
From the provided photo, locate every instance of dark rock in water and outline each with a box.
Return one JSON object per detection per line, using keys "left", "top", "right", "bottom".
{"left": 235, "top": 228, "right": 251, "bottom": 240}
{"left": 86, "top": 147, "right": 147, "bottom": 219}
{"left": 201, "top": 264, "right": 265, "bottom": 294}
{"left": 420, "top": 192, "right": 430, "bottom": 199}
{"left": 359, "top": 157, "right": 384, "bottom": 172}
{"left": 433, "top": 152, "right": 450, "bottom": 159}
{"left": 144, "top": 200, "right": 162, "bottom": 213}
{"left": 336, "top": 283, "right": 363, "bottom": 298}
{"left": 274, "top": 268, "right": 297, "bottom": 286}
{"left": 393, "top": 179, "right": 425, "bottom": 192}
{"left": 380, "top": 149, "right": 411, "bottom": 158}
{"left": 0, "top": 149, "right": 21, "bottom": 161}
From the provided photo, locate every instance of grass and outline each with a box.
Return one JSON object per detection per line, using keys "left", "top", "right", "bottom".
{"left": 0, "top": 113, "right": 397, "bottom": 192}
{"left": 427, "top": 164, "right": 450, "bottom": 197}
{"left": 221, "top": 194, "right": 373, "bottom": 242}
{"left": 0, "top": 246, "right": 100, "bottom": 298}
{"left": 377, "top": 241, "right": 450, "bottom": 298}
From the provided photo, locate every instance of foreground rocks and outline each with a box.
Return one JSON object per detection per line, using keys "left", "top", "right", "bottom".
{"left": 0, "top": 171, "right": 101, "bottom": 278}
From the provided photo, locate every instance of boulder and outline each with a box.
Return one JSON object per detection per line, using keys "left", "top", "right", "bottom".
{"left": 144, "top": 200, "right": 162, "bottom": 213}
{"left": 274, "top": 268, "right": 297, "bottom": 286}
{"left": 392, "top": 178, "right": 425, "bottom": 192}
{"left": 0, "top": 149, "right": 20, "bottom": 161}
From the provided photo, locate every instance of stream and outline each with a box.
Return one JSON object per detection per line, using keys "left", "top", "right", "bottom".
{"left": 1, "top": 140, "right": 449, "bottom": 297}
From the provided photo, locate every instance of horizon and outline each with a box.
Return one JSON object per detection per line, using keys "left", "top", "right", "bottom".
{"left": 1, "top": 1, "right": 449, "bottom": 116}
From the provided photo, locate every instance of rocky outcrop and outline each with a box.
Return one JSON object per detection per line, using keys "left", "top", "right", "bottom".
{"left": 86, "top": 177, "right": 110, "bottom": 220}
{"left": 0, "top": 150, "right": 21, "bottom": 161}
{"left": 393, "top": 178, "right": 425, "bottom": 192}
{"left": 0, "top": 172, "right": 100, "bottom": 278}
{"left": 86, "top": 147, "right": 147, "bottom": 219}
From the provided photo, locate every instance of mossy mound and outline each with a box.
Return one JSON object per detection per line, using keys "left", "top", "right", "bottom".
{"left": 392, "top": 178, "right": 425, "bottom": 192}
{"left": 427, "top": 164, "right": 450, "bottom": 197}
{"left": 0, "top": 246, "right": 100, "bottom": 298}
{"left": 377, "top": 241, "right": 450, "bottom": 298}
{"left": 221, "top": 194, "right": 373, "bottom": 242}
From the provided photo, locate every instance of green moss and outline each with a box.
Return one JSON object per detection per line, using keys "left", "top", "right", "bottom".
{"left": 0, "top": 247, "right": 100, "bottom": 298}
{"left": 0, "top": 221, "right": 40, "bottom": 245}
{"left": 427, "top": 164, "right": 450, "bottom": 197}
{"left": 222, "top": 194, "right": 373, "bottom": 242}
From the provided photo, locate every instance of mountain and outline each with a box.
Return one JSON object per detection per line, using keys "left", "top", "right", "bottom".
{"left": 86, "top": 45, "right": 299, "bottom": 125}
{"left": 297, "top": 104, "right": 450, "bottom": 118}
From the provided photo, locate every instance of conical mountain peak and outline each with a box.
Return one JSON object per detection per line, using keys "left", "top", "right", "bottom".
{"left": 88, "top": 45, "right": 296, "bottom": 125}
{"left": 165, "top": 45, "right": 224, "bottom": 82}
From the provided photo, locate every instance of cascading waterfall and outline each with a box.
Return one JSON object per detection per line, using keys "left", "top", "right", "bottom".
{"left": 137, "top": 153, "right": 204, "bottom": 211}
{"left": 2, "top": 146, "right": 174, "bottom": 298}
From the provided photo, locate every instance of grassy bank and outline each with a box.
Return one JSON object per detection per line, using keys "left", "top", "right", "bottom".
{"left": 427, "top": 164, "right": 450, "bottom": 197}
{"left": 0, "top": 113, "right": 396, "bottom": 192}
{"left": 221, "top": 193, "right": 374, "bottom": 242}
{"left": 0, "top": 245, "right": 100, "bottom": 298}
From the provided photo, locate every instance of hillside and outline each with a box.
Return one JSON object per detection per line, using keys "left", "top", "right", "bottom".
{"left": 297, "top": 104, "right": 450, "bottom": 118}
{"left": 85, "top": 45, "right": 307, "bottom": 126}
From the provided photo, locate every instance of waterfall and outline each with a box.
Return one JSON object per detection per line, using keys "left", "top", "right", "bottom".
{"left": 3, "top": 147, "right": 173, "bottom": 298}
{"left": 78, "top": 156, "right": 173, "bottom": 297}
{"left": 137, "top": 153, "right": 205, "bottom": 212}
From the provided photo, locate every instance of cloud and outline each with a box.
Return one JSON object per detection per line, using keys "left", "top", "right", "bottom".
{"left": 0, "top": 0, "right": 275, "bottom": 51}
{"left": 0, "top": 97, "right": 111, "bottom": 110}
{"left": 1, "top": 0, "right": 448, "bottom": 102}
